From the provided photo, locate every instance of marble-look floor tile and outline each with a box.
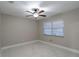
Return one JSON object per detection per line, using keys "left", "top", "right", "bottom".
{"left": 1, "top": 41, "right": 79, "bottom": 57}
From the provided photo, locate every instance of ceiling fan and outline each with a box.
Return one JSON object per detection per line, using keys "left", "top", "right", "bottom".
{"left": 8, "top": 1, "right": 47, "bottom": 18}
{"left": 25, "top": 8, "right": 47, "bottom": 18}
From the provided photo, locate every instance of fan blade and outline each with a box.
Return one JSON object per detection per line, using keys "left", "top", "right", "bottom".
{"left": 25, "top": 11, "right": 33, "bottom": 14}
{"left": 39, "top": 10, "right": 44, "bottom": 14}
{"left": 8, "top": 1, "right": 14, "bottom": 3}
{"left": 25, "top": 15, "right": 33, "bottom": 17}
{"left": 39, "top": 15, "right": 46, "bottom": 17}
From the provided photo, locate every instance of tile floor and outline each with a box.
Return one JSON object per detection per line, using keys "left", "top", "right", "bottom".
{"left": 1, "top": 41, "right": 79, "bottom": 57}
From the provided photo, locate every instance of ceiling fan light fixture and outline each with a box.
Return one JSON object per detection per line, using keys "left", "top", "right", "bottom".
{"left": 33, "top": 13, "right": 39, "bottom": 17}
{"left": 25, "top": 8, "right": 47, "bottom": 18}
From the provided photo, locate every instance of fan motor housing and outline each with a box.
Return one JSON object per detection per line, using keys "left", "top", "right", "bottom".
{"left": 32, "top": 8, "right": 39, "bottom": 12}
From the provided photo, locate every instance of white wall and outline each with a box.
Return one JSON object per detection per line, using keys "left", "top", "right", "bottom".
{"left": 0, "top": 13, "right": 2, "bottom": 56}
{"left": 0, "top": 14, "right": 1, "bottom": 47}
{"left": 1, "top": 14, "right": 38, "bottom": 47}
{"left": 39, "top": 8, "right": 79, "bottom": 50}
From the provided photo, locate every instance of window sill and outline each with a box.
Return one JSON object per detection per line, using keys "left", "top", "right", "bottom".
{"left": 43, "top": 34, "right": 64, "bottom": 38}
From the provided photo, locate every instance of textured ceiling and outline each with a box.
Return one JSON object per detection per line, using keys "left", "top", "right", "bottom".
{"left": 0, "top": 1, "right": 79, "bottom": 20}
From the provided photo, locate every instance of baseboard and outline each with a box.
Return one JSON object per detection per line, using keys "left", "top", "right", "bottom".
{"left": 1, "top": 40, "right": 38, "bottom": 50}
{"left": 38, "top": 40, "right": 79, "bottom": 54}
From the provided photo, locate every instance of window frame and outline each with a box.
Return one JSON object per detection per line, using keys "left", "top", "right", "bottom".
{"left": 43, "top": 21, "right": 64, "bottom": 37}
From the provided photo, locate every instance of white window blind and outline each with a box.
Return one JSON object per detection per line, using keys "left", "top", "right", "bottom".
{"left": 43, "top": 22, "right": 52, "bottom": 35}
{"left": 43, "top": 21, "right": 64, "bottom": 36}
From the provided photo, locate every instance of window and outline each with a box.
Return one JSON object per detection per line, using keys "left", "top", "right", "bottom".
{"left": 43, "top": 22, "right": 52, "bottom": 35}
{"left": 43, "top": 21, "right": 64, "bottom": 36}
